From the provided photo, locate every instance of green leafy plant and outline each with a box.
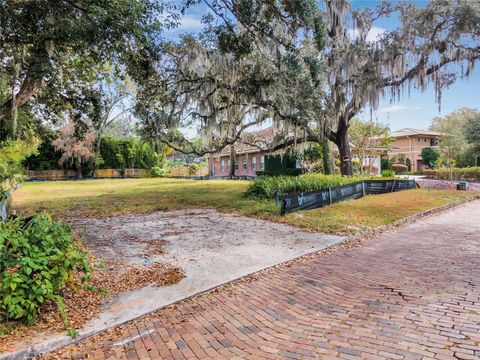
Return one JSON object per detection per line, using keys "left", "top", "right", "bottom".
{"left": 381, "top": 169, "right": 396, "bottom": 177}
{"left": 150, "top": 166, "right": 169, "bottom": 177}
{"left": 188, "top": 163, "right": 201, "bottom": 176}
{"left": 421, "top": 147, "right": 440, "bottom": 168}
{"left": 245, "top": 174, "right": 365, "bottom": 199}
{"left": 0, "top": 212, "right": 90, "bottom": 325}
{"left": 0, "top": 139, "right": 38, "bottom": 201}
{"left": 419, "top": 167, "right": 480, "bottom": 181}
{"left": 66, "top": 328, "right": 79, "bottom": 339}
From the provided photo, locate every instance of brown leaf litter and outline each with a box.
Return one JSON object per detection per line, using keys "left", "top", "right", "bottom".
{"left": 0, "top": 252, "right": 184, "bottom": 355}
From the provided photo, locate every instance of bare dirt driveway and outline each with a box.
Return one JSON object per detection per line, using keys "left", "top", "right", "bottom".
{"left": 46, "top": 200, "right": 480, "bottom": 360}
{"left": 2, "top": 209, "right": 343, "bottom": 359}
{"left": 72, "top": 208, "right": 344, "bottom": 330}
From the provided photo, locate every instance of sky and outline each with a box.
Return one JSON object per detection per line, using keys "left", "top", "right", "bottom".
{"left": 164, "top": 0, "right": 480, "bottom": 132}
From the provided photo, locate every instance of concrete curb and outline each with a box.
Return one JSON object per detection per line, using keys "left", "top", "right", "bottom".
{"left": 2, "top": 195, "right": 479, "bottom": 360}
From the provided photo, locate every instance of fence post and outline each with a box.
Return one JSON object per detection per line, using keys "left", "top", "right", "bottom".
{"left": 362, "top": 180, "right": 366, "bottom": 197}
{"left": 329, "top": 187, "right": 333, "bottom": 205}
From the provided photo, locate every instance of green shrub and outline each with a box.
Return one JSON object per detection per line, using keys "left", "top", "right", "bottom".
{"left": 264, "top": 154, "right": 300, "bottom": 176}
{"left": 421, "top": 147, "right": 439, "bottom": 168}
{"left": 1, "top": 140, "right": 38, "bottom": 201}
{"left": 98, "top": 136, "right": 165, "bottom": 170}
{"left": 188, "top": 163, "right": 201, "bottom": 176}
{"left": 245, "top": 173, "right": 364, "bottom": 199}
{"left": 0, "top": 213, "right": 90, "bottom": 325}
{"left": 150, "top": 166, "right": 169, "bottom": 177}
{"left": 381, "top": 169, "right": 396, "bottom": 177}
{"left": 419, "top": 167, "right": 480, "bottom": 180}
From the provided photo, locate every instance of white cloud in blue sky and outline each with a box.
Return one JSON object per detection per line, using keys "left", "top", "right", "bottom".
{"left": 177, "top": 15, "right": 203, "bottom": 32}
{"left": 348, "top": 26, "right": 386, "bottom": 42}
{"left": 378, "top": 105, "right": 422, "bottom": 114}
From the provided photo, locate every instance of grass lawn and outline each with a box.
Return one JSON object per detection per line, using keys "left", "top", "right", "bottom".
{"left": 13, "top": 178, "right": 476, "bottom": 235}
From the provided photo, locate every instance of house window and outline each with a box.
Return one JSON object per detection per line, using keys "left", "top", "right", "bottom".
{"left": 220, "top": 159, "right": 225, "bottom": 172}
{"left": 260, "top": 155, "right": 265, "bottom": 170}
{"left": 424, "top": 138, "right": 427, "bottom": 142}
{"left": 212, "top": 165, "right": 215, "bottom": 175}
{"left": 243, "top": 157, "right": 247, "bottom": 170}
{"left": 417, "top": 138, "right": 421, "bottom": 142}
{"left": 227, "top": 159, "right": 231, "bottom": 169}
{"left": 251, "top": 157, "right": 256, "bottom": 170}
{"left": 235, "top": 159, "right": 239, "bottom": 170}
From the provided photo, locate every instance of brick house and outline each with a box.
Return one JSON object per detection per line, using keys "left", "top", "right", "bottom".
{"left": 210, "top": 128, "right": 274, "bottom": 177}
{"left": 386, "top": 128, "right": 442, "bottom": 171}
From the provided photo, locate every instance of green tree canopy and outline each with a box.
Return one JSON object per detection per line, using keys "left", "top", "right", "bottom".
{"left": 145, "top": 0, "right": 480, "bottom": 175}
{"left": 349, "top": 119, "right": 391, "bottom": 175}
{"left": 0, "top": 0, "right": 178, "bottom": 137}
{"left": 431, "top": 108, "right": 480, "bottom": 167}
{"left": 421, "top": 147, "right": 440, "bottom": 169}
{"left": 465, "top": 112, "right": 480, "bottom": 150}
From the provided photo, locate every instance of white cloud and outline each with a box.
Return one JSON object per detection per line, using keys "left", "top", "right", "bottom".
{"left": 377, "top": 105, "right": 422, "bottom": 114}
{"left": 366, "top": 26, "right": 386, "bottom": 42}
{"left": 176, "top": 15, "right": 203, "bottom": 32}
{"left": 348, "top": 26, "right": 386, "bottom": 43}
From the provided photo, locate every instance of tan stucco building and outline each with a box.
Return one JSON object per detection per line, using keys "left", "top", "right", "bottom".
{"left": 387, "top": 128, "right": 442, "bottom": 171}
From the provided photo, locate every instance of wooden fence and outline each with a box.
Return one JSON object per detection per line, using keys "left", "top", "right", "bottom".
{"left": 170, "top": 166, "right": 209, "bottom": 177}
{"left": 94, "top": 168, "right": 149, "bottom": 178}
{"left": 26, "top": 167, "right": 208, "bottom": 181}
{"left": 25, "top": 170, "right": 78, "bottom": 181}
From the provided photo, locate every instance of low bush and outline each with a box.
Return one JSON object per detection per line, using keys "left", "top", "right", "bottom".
{"left": 381, "top": 169, "right": 396, "bottom": 177}
{"left": 245, "top": 173, "right": 364, "bottom": 199}
{"left": 150, "top": 166, "right": 169, "bottom": 178}
{"left": 188, "top": 163, "right": 201, "bottom": 176}
{"left": 0, "top": 213, "right": 90, "bottom": 325}
{"left": 391, "top": 163, "right": 408, "bottom": 174}
{"left": 419, "top": 167, "right": 480, "bottom": 181}
{"left": 419, "top": 169, "right": 437, "bottom": 176}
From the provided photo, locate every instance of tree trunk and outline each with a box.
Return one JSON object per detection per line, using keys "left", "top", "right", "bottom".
{"left": 76, "top": 164, "right": 83, "bottom": 179}
{"left": 320, "top": 136, "right": 332, "bottom": 175}
{"left": 359, "top": 152, "right": 365, "bottom": 175}
{"left": 229, "top": 145, "right": 235, "bottom": 177}
{"left": 208, "top": 154, "right": 214, "bottom": 177}
{"left": 335, "top": 123, "right": 353, "bottom": 176}
{"left": 0, "top": 77, "right": 45, "bottom": 122}
{"left": 94, "top": 135, "right": 103, "bottom": 175}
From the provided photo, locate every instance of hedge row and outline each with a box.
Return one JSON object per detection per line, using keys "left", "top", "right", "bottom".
{"left": 420, "top": 167, "right": 480, "bottom": 181}
{"left": 245, "top": 174, "right": 364, "bottom": 199}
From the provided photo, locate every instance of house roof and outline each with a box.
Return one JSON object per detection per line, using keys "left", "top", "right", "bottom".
{"left": 215, "top": 127, "right": 275, "bottom": 157}
{"left": 390, "top": 128, "right": 442, "bottom": 138}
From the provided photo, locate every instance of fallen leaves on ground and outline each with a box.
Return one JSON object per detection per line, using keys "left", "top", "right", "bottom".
{"left": 0, "top": 255, "right": 184, "bottom": 355}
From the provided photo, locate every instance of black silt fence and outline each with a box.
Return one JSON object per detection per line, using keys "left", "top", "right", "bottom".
{"left": 281, "top": 179, "right": 417, "bottom": 215}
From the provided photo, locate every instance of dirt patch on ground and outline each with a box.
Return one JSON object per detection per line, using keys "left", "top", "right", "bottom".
{"left": 1, "top": 208, "right": 343, "bottom": 358}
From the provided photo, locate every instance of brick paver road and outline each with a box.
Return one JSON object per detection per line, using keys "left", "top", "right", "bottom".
{"left": 49, "top": 201, "right": 480, "bottom": 360}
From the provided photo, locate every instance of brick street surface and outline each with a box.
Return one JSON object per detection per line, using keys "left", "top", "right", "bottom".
{"left": 48, "top": 201, "right": 480, "bottom": 359}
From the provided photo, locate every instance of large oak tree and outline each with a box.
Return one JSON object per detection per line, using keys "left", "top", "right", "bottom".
{"left": 157, "top": 0, "right": 480, "bottom": 175}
